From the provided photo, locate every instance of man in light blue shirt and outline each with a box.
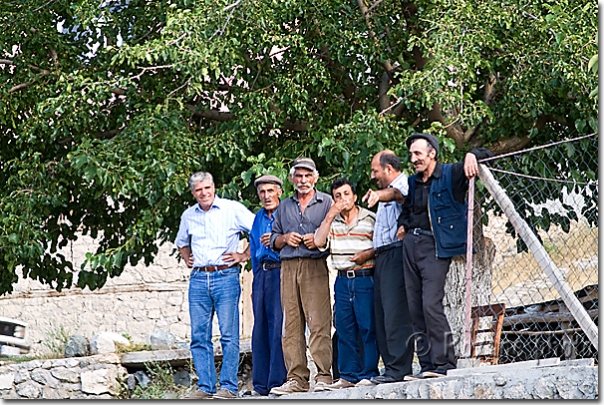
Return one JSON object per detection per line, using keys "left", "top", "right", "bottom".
{"left": 361, "top": 150, "right": 415, "bottom": 384}
{"left": 175, "top": 171, "right": 255, "bottom": 400}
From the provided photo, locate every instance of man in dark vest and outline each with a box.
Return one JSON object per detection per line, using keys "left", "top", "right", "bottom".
{"left": 396, "top": 133, "right": 492, "bottom": 379}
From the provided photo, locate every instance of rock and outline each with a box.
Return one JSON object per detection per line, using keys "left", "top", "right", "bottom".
{"left": 16, "top": 381, "right": 41, "bottom": 398}
{"left": 0, "top": 371, "right": 15, "bottom": 390}
{"left": 134, "top": 370, "right": 150, "bottom": 389}
{"left": 173, "top": 370, "right": 190, "bottom": 387}
{"left": 90, "top": 332, "right": 130, "bottom": 355}
{"left": 42, "top": 386, "right": 71, "bottom": 399}
{"left": 174, "top": 341, "right": 189, "bottom": 349}
{"left": 81, "top": 368, "right": 119, "bottom": 395}
{"left": 14, "top": 369, "right": 29, "bottom": 384}
{"left": 150, "top": 330, "right": 175, "bottom": 350}
{"left": 51, "top": 367, "right": 80, "bottom": 383}
{"left": 126, "top": 374, "right": 137, "bottom": 390}
{"left": 30, "top": 368, "right": 60, "bottom": 387}
{"left": 65, "top": 334, "right": 90, "bottom": 357}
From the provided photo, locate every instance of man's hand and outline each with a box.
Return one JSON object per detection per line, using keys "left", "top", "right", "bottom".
{"left": 396, "top": 225, "right": 406, "bottom": 240}
{"left": 361, "top": 189, "right": 380, "bottom": 208}
{"left": 283, "top": 232, "right": 303, "bottom": 248}
{"left": 260, "top": 233, "right": 271, "bottom": 247}
{"left": 302, "top": 233, "right": 317, "bottom": 249}
{"left": 327, "top": 199, "right": 347, "bottom": 219}
{"left": 222, "top": 251, "right": 249, "bottom": 265}
{"left": 350, "top": 248, "right": 375, "bottom": 265}
{"left": 464, "top": 152, "right": 479, "bottom": 178}
{"left": 185, "top": 253, "right": 194, "bottom": 268}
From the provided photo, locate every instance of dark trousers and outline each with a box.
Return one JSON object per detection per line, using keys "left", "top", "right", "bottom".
{"left": 373, "top": 243, "right": 414, "bottom": 380}
{"left": 251, "top": 267, "right": 287, "bottom": 395}
{"left": 334, "top": 275, "right": 379, "bottom": 383}
{"left": 402, "top": 233, "right": 456, "bottom": 372}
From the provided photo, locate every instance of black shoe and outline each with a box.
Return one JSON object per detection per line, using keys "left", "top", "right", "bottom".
{"left": 370, "top": 374, "right": 402, "bottom": 384}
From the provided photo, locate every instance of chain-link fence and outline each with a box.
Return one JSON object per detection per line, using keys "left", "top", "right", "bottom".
{"left": 468, "top": 134, "right": 598, "bottom": 365}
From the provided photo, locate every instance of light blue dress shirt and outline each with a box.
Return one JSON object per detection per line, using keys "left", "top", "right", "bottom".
{"left": 175, "top": 196, "right": 255, "bottom": 267}
{"left": 373, "top": 173, "right": 409, "bottom": 249}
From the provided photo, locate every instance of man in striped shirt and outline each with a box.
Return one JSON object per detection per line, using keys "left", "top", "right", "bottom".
{"left": 314, "top": 178, "right": 379, "bottom": 390}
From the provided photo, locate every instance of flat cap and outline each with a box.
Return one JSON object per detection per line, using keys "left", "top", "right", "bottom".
{"left": 292, "top": 156, "right": 316, "bottom": 171}
{"left": 406, "top": 133, "right": 440, "bottom": 158}
{"left": 254, "top": 174, "right": 283, "bottom": 188}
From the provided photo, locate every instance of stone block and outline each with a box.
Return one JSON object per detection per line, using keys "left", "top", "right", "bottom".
{"left": 15, "top": 381, "right": 41, "bottom": 398}
{"left": 13, "top": 370, "right": 29, "bottom": 384}
{"left": 42, "top": 386, "right": 72, "bottom": 399}
{"left": 51, "top": 367, "right": 80, "bottom": 383}
{"left": 0, "top": 371, "right": 15, "bottom": 390}
{"left": 81, "top": 367, "right": 119, "bottom": 395}
{"left": 30, "top": 368, "right": 60, "bottom": 388}
{"left": 90, "top": 332, "right": 130, "bottom": 355}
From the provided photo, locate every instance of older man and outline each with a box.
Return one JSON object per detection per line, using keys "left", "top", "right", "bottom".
{"left": 269, "top": 157, "right": 334, "bottom": 395}
{"left": 397, "top": 133, "right": 492, "bottom": 379}
{"left": 247, "top": 175, "right": 287, "bottom": 396}
{"left": 175, "top": 171, "right": 255, "bottom": 400}
{"left": 361, "top": 150, "right": 415, "bottom": 384}
{"left": 315, "top": 178, "right": 379, "bottom": 389}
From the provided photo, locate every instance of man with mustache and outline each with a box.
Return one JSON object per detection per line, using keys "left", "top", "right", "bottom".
{"left": 397, "top": 133, "right": 492, "bottom": 379}
{"left": 361, "top": 150, "right": 415, "bottom": 384}
{"left": 246, "top": 174, "right": 288, "bottom": 397}
{"left": 269, "top": 157, "right": 334, "bottom": 395}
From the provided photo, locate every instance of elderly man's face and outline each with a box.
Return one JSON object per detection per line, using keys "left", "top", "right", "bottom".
{"left": 291, "top": 168, "right": 317, "bottom": 195}
{"left": 410, "top": 139, "right": 436, "bottom": 175}
{"left": 257, "top": 183, "right": 282, "bottom": 212}
{"left": 191, "top": 179, "right": 215, "bottom": 210}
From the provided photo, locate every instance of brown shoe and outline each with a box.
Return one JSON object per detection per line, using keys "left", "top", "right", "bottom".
{"left": 326, "top": 379, "right": 355, "bottom": 390}
{"left": 213, "top": 389, "right": 237, "bottom": 399}
{"left": 183, "top": 389, "right": 213, "bottom": 399}
{"left": 269, "top": 379, "right": 308, "bottom": 395}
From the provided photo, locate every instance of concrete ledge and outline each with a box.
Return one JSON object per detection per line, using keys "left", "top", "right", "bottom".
{"left": 274, "top": 363, "right": 598, "bottom": 400}
{"left": 121, "top": 339, "right": 251, "bottom": 369}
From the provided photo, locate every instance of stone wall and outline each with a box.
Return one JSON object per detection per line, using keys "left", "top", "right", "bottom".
{"left": 0, "top": 235, "right": 255, "bottom": 356}
{"left": 0, "top": 353, "right": 127, "bottom": 399}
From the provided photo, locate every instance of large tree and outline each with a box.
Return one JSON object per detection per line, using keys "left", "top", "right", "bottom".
{"left": 0, "top": 0, "right": 597, "bottom": 294}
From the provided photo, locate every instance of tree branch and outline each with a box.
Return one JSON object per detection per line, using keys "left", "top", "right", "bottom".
{"left": 9, "top": 81, "right": 33, "bottom": 93}
{"left": 378, "top": 71, "right": 391, "bottom": 112}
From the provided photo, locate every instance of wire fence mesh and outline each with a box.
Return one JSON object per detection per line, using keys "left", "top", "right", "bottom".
{"left": 471, "top": 134, "right": 598, "bottom": 365}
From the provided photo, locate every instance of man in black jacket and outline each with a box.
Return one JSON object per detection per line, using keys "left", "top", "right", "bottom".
{"left": 396, "top": 133, "right": 493, "bottom": 379}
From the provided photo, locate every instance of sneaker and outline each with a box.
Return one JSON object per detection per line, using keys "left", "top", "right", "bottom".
{"left": 269, "top": 379, "right": 308, "bottom": 395}
{"left": 326, "top": 379, "right": 355, "bottom": 390}
{"left": 183, "top": 389, "right": 213, "bottom": 399}
{"left": 213, "top": 389, "right": 237, "bottom": 399}
{"left": 422, "top": 370, "right": 447, "bottom": 378}
{"left": 355, "top": 379, "right": 375, "bottom": 387}
{"left": 311, "top": 381, "right": 329, "bottom": 392}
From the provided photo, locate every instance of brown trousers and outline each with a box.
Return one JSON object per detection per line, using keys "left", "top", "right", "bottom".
{"left": 280, "top": 257, "right": 332, "bottom": 387}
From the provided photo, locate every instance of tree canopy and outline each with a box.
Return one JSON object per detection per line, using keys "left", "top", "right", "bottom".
{"left": 0, "top": 0, "right": 597, "bottom": 294}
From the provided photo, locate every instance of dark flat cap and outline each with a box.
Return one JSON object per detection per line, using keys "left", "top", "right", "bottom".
{"left": 406, "top": 133, "right": 440, "bottom": 158}
{"left": 254, "top": 174, "right": 283, "bottom": 188}
{"left": 292, "top": 156, "right": 316, "bottom": 171}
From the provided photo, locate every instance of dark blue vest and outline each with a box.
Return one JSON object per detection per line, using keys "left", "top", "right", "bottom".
{"left": 408, "top": 164, "right": 468, "bottom": 258}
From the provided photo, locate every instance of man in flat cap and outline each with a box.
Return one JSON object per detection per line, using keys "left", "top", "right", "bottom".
{"left": 246, "top": 174, "right": 287, "bottom": 396}
{"left": 397, "top": 133, "right": 493, "bottom": 379}
{"left": 269, "top": 157, "right": 334, "bottom": 395}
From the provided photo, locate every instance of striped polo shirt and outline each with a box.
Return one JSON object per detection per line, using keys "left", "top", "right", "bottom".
{"left": 321, "top": 206, "right": 376, "bottom": 271}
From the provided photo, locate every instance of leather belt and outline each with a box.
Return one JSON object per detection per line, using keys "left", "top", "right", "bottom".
{"left": 375, "top": 240, "right": 403, "bottom": 256}
{"left": 411, "top": 228, "right": 433, "bottom": 237}
{"left": 337, "top": 268, "right": 374, "bottom": 278}
{"left": 192, "top": 264, "right": 232, "bottom": 272}
{"left": 260, "top": 261, "right": 281, "bottom": 270}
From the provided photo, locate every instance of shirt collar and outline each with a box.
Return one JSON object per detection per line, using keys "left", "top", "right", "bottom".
{"left": 415, "top": 163, "right": 442, "bottom": 183}
{"left": 388, "top": 172, "right": 407, "bottom": 189}
{"left": 292, "top": 189, "right": 323, "bottom": 204}
{"left": 334, "top": 205, "right": 368, "bottom": 224}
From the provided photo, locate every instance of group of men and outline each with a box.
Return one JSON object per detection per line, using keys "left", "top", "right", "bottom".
{"left": 175, "top": 133, "right": 492, "bottom": 399}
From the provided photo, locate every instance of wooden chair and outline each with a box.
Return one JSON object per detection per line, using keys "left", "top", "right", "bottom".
{"left": 470, "top": 303, "right": 506, "bottom": 365}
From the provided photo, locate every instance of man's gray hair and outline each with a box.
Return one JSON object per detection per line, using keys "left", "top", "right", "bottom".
{"left": 188, "top": 171, "right": 214, "bottom": 191}
{"left": 289, "top": 166, "right": 319, "bottom": 178}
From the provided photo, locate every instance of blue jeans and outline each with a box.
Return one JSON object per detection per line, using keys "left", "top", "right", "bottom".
{"left": 188, "top": 267, "right": 241, "bottom": 394}
{"left": 334, "top": 274, "right": 379, "bottom": 383}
